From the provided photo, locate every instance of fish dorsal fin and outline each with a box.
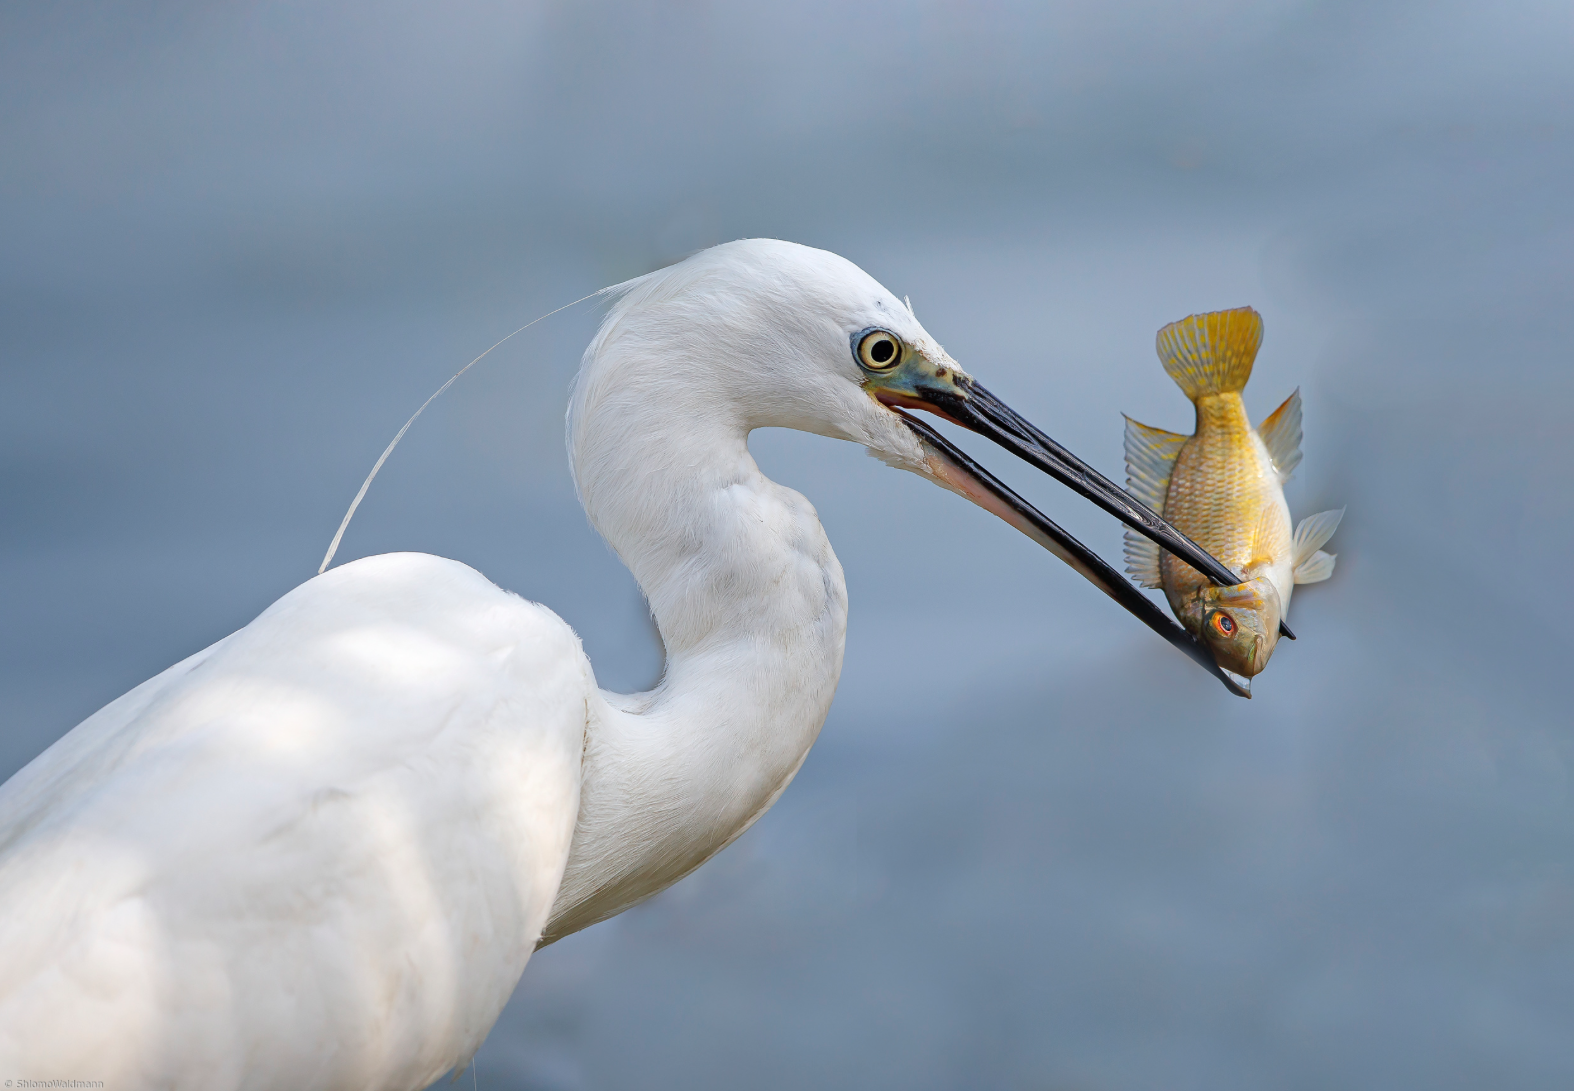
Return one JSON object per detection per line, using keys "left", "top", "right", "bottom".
{"left": 1257, "top": 388, "right": 1303, "bottom": 480}
{"left": 1122, "top": 415, "right": 1189, "bottom": 589}
{"left": 1292, "top": 507, "right": 1344, "bottom": 571}
{"left": 1123, "top": 416, "right": 1188, "bottom": 511}
{"left": 1155, "top": 307, "right": 1263, "bottom": 400}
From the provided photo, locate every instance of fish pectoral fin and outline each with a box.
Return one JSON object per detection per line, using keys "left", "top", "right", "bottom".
{"left": 1292, "top": 507, "right": 1345, "bottom": 568}
{"left": 1257, "top": 388, "right": 1303, "bottom": 480}
{"left": 1293, "top": 549, "right": 1337, "bottom": 584}
{"left": 1121, "top": 415, "right": 1189, "bottom": 589}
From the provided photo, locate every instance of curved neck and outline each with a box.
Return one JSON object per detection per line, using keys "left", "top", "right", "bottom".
{"left": 541, "top": 396, "right": 848, "bottom": 944}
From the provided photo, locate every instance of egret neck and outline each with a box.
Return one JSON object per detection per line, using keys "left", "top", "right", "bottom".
{"left": 542, "top": 345, "right": 847, "bottom": 944}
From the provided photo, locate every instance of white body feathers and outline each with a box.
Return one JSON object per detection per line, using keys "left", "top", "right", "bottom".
{"left": 0, "top": 554, "right": 588, "bottom": 1087}
{"left": 0, "top": 240, "right": 942, "bottom": 1087}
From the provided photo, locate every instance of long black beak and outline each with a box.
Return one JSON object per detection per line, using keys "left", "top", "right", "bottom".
{"left": 905, "top": 376, "right": 1296, "bottom": 643}
{"left": 923, "top": 377, "right": 1239, "bottom": 586}
{"left": 897, "top": 412, "right": 1251, "bottom": 698}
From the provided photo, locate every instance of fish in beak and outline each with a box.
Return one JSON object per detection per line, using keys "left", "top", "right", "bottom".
{"left": 853, "top": 326, "right": 1252, "bottom": 699}
{"left": 1120, "top": 308, "right": 1345, "bottom": 694}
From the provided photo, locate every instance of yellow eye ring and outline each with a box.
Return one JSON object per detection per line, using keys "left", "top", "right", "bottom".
{"left": 1211, "top": 612, "right": 1236, "bottom": 637}
{"left": 857, "top": 330, "right": 902, "bottom": 370}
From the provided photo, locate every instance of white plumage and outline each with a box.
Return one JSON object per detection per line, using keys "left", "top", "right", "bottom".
{"left": 0, "top": 554, "right": 585, "bottom": 1084}
{"left": 0, "top": 239, "right": 1224, "bottom": 1086}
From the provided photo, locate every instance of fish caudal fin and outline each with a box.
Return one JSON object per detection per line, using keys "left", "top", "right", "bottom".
{"left": 1155, "top": 307, "right": 1263, "bottom": 401}
{"left": 1122, "top": 415, "right": 1188, "bottom": 588}
{"left": 1257, "top": 388, "right": 1303, "bottom": 480}
{"left": 1292, "top": 507, "right": 1344, "bottom": 584}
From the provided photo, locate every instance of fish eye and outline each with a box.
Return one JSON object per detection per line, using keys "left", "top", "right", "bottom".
{"left": 1211, "top": 612, "right": 1236, "bottom": 637}
{"left": 857, "top": 330, "right": 902, "bottom": 370}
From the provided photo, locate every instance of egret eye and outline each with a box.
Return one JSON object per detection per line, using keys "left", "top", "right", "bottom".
{"left": 857, "top": 330, "right": 902, "bottom": 370}
{"left": 1211, "top": 612, "right": 1236, "bottom": 637}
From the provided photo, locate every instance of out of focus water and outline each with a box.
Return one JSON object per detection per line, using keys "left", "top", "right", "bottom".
{"left": 3, "top": 3, "right": 1571, "bottom": 1088}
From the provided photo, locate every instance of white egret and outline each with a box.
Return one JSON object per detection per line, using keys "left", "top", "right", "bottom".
{"left": 0, "top": 239, "right": 1243, "bottom": 1088}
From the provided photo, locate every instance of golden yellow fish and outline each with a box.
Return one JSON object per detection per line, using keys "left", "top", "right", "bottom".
{"left": 1122, "top": 307, "right": 1342, "bottom": 687}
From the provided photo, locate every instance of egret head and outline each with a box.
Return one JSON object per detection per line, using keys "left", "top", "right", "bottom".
{"left": 571, "top": 239, "right": 958, "bottom": 465}
{"left": 571, "top": 239, "right": 1248, "bottom": 695}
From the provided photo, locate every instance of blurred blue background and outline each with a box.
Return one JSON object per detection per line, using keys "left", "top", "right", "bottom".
{"left": 3, "top": 2, "right": 1572, "bottom": 1088}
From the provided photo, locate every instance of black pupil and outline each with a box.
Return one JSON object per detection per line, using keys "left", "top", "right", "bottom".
{"left": 1219, "top": 615, "right": 1234, "bottom": 634}
{"left": 868, "top": 337, "right": 895, "bottom": 364}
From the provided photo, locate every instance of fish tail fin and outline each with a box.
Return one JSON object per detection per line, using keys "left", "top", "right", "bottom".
{"left": 1155, "top": 307, "right": 1263, "bottom": 400}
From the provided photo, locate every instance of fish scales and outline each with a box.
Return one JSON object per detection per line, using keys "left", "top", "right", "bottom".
{"left": 1160, "top": 393, "right": 1292, "bottom": 602}
{"left": 1123, "top": 307, "right": 1342, "bottom": 687}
